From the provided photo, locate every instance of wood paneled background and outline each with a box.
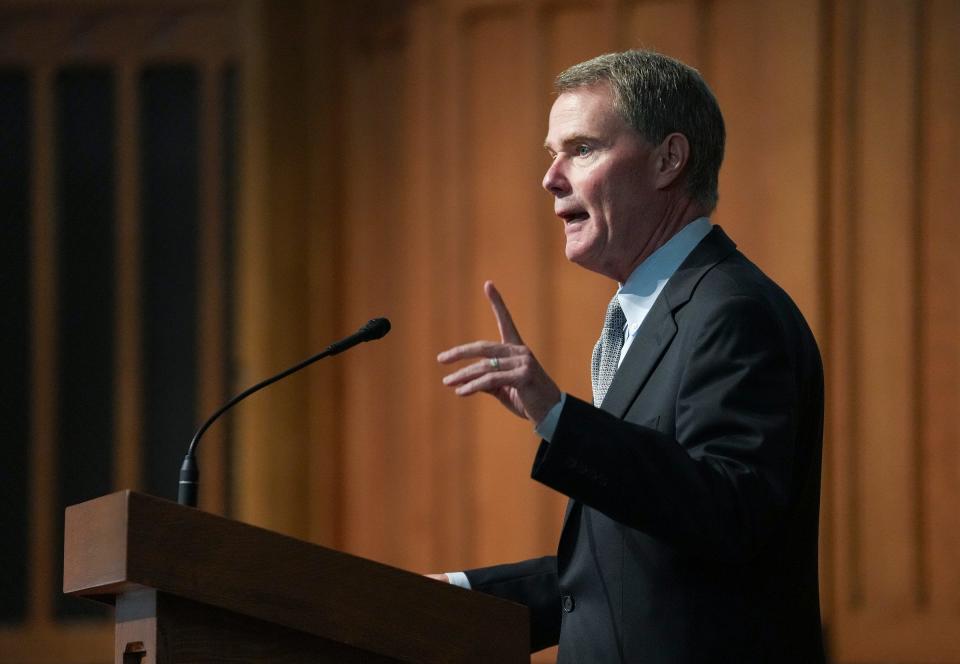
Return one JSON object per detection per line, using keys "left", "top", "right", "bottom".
{"left": 3, "top": 0, "right": 959, "bottom": 662}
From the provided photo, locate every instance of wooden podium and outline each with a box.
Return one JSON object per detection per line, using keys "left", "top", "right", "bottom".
{"left": 63, "top": 491, "right": 529, "bottom": 663}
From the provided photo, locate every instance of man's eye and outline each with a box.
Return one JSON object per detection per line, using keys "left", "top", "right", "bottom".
{"left": 576, "top": 145, "right": 591, "bottom": 157}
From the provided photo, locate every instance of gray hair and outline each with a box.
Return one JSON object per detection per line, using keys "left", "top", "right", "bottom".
{"left": 555, "top": 50, "right": 725, "bottom": 210}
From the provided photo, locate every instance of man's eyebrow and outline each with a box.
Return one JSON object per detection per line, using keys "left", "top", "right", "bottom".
{"left": 544, "top": 134, "right": 596, "bottom": 151}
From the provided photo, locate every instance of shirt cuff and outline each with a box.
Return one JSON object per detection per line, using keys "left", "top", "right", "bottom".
{"left": 446, "top": 571, "right": 471, "bottom": 589}
{"left": 534, "top": 393, "right": 566, "bottom": 442}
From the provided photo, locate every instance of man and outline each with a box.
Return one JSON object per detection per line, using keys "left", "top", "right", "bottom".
{"left": 435, "top": 50, "right": 825, "bottom": 663}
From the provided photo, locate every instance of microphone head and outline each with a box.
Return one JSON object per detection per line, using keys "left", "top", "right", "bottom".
{"left": 360, "top": 317, "right": 391, "bottom": 341}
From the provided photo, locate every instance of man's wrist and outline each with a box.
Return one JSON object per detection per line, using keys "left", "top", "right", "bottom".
{"left": 534, "top": 393, "right": 566, "bottom": 441}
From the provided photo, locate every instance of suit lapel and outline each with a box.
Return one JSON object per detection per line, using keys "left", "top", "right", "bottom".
{"left": 600, "top": 301, "right": 677, "bottom": 417}
{"left": 599, "top": 226, "right": 738, "bottom": 417}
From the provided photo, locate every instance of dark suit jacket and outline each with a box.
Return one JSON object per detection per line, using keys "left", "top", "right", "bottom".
{"left": 466, "top": 227, "right": 825, "bottom": 663}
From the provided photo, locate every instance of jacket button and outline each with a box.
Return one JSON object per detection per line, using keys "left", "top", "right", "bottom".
{"left": 561, "top": 594, "right": 575, "bottom": 613}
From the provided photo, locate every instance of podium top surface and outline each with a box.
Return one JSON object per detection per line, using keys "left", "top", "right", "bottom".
{"left": 64, "top": 491, "right": 528, "bottom": 663}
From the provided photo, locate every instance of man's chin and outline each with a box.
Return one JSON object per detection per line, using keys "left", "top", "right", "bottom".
{"left": 566, "top": 245, "right": 618, "bottom": 280}
{"left": 564, "top": 243, "right": 585, "bottom": 264}
{"left": 565, "top": 245, "right": 597, "bottom": 271}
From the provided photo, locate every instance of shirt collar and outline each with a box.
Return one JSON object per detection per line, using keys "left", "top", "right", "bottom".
{"left": 616, "top": 217, "right": 713, "bottom": 331}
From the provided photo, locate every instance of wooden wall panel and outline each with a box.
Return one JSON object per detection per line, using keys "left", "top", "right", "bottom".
{"left": 622, "top": 0, "right": 701, "bottom": 65}
{"left": 235, "top": 0, "right": 314, "bottom": 540}
{"left": 921, "top": 0, "right": 960, "bottom": 618}
{"left": 389, "top": 0, "right": 452, "bottom": 571}
{"left": 826, "top": 0, "right": 960, "bottom": 660}
{"left": 338, "top": 8, "right": 416, "bottom": 566}
{"left": 707, "top": 0, "right": 823, "bottom": 335}
{"left": 197, "top": 63, "right": 228, "bottom": 515}
{"left": 114, "top": 64, "right": 143, "bottom": 496}
{"left": 825, "top": 0, "right": 860, "bottom": 649}
{"left": 302, "top": 0, "right": 347, "bottom": 548}
{"left": 854, "top": 0, "right": 919, "bottom": 613}
{"left": 429, "top": 2, "right": 478, "bottom": 571}
{"left": 461, "top": 6, "right": 555, "bottom": 566}
{"left": 235, "top": 0, "right": 272, "bottom": 536}
{"left": 29, "top": 63, "right": 58, "bottom": 630}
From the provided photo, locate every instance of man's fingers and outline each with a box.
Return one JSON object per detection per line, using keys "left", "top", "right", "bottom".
{"left": 441, "top": 360, "right": 489, "bottom": 388}
{"left": 437, "top": 340, "right": 499, "bottom": 364}
{"left": 484, "top": 281, "right": 523, "bottom": 345}
{"left": 442, "top": 356, "right": 513, "bottom": 387}
{"left": 451, "top": 365, "right": 521, "bottom": 397}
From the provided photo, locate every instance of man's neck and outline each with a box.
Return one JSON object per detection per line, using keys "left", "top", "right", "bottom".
{"left": 616, "top": 198, "right": 712, "bottom": 283}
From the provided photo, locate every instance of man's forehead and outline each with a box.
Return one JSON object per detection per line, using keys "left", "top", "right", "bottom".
{"left": 544, "top": 85, "right": 624, "bottom": 146}
{"left": 551, "top": 84, "right": 615, "bottom": 113}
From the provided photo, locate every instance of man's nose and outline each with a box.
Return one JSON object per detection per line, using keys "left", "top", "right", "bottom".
{"left": 542, "top": 159, "right": 569, "bottom": 196}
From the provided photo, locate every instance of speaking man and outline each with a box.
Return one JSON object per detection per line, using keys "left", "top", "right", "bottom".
{"left": 436, "top": 50, "right": 826, "bottom": 663}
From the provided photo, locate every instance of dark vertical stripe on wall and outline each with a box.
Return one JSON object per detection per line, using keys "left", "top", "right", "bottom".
{"left": 54, "top": 67, "right": 115, "bottom": 620}
{"left": 0, "top": 70, "right": 31, "bottom": 625}
{"left": 139, "top": 66, "right": 199, "bottom": 502}
{"left": 221, "top": 64, "right": 239, "bottom": 516}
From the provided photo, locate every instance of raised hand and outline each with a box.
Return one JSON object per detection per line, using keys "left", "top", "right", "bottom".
{"left": 437, "top": 281, "right": 561, "bottom": 425}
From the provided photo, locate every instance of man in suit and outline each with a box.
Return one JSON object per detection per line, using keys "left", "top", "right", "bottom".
{"left": 436, "top": 50, "right": 825, "bottom": 663}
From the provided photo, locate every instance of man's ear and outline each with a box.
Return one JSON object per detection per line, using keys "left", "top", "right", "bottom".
{"left": 654, "top": 132, "right": 690, "bottom": 190}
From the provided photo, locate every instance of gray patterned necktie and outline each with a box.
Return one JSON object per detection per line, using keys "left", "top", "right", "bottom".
{"left": 591, "top": 294, "right": 626, "bottom": 406}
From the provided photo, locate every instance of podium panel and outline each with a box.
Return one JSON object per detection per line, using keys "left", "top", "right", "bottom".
{"left": 65, "top": 491, "right": 528, "bottom": 663}
{"left": 115, "top": 590, "right": 401, "bottom": 663}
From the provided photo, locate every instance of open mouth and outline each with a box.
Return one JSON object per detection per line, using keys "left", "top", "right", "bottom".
{"left": 560, "top": 211, "right": 589, "bottom": 223}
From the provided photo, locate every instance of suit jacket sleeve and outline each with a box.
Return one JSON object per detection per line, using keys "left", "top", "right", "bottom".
{"left": 532, "top": 293, "right": 816, "bottom": 563}
{"left": 464, "top": 556, "right": 561, "bottom": 652}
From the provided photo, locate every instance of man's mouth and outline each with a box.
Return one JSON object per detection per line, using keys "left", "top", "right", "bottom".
{"left": 559, "top": 211, "right": 589, "bottom": 223}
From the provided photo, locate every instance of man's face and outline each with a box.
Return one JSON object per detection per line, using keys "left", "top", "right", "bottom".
{"left": 542, "top": 84, "right": 659, "bottom": 282}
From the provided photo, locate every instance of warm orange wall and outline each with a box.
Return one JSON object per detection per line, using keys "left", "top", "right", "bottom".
{"left": 824, "top": 1, "right": 960, "bottom": 660}
{"left": 238, "top": 1, "right": 960, "bottom": 662}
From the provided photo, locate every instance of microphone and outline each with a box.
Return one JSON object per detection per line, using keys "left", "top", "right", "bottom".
{"left": 323, "top": 316, "right": 391, "bottom": 355}
{"left": 177, "top": 317, "right": 391, "bottom": 507}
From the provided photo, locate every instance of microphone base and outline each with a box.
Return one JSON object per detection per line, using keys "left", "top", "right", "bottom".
{"left": 178, "top": 454, "right": 199, "bottom": 507}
